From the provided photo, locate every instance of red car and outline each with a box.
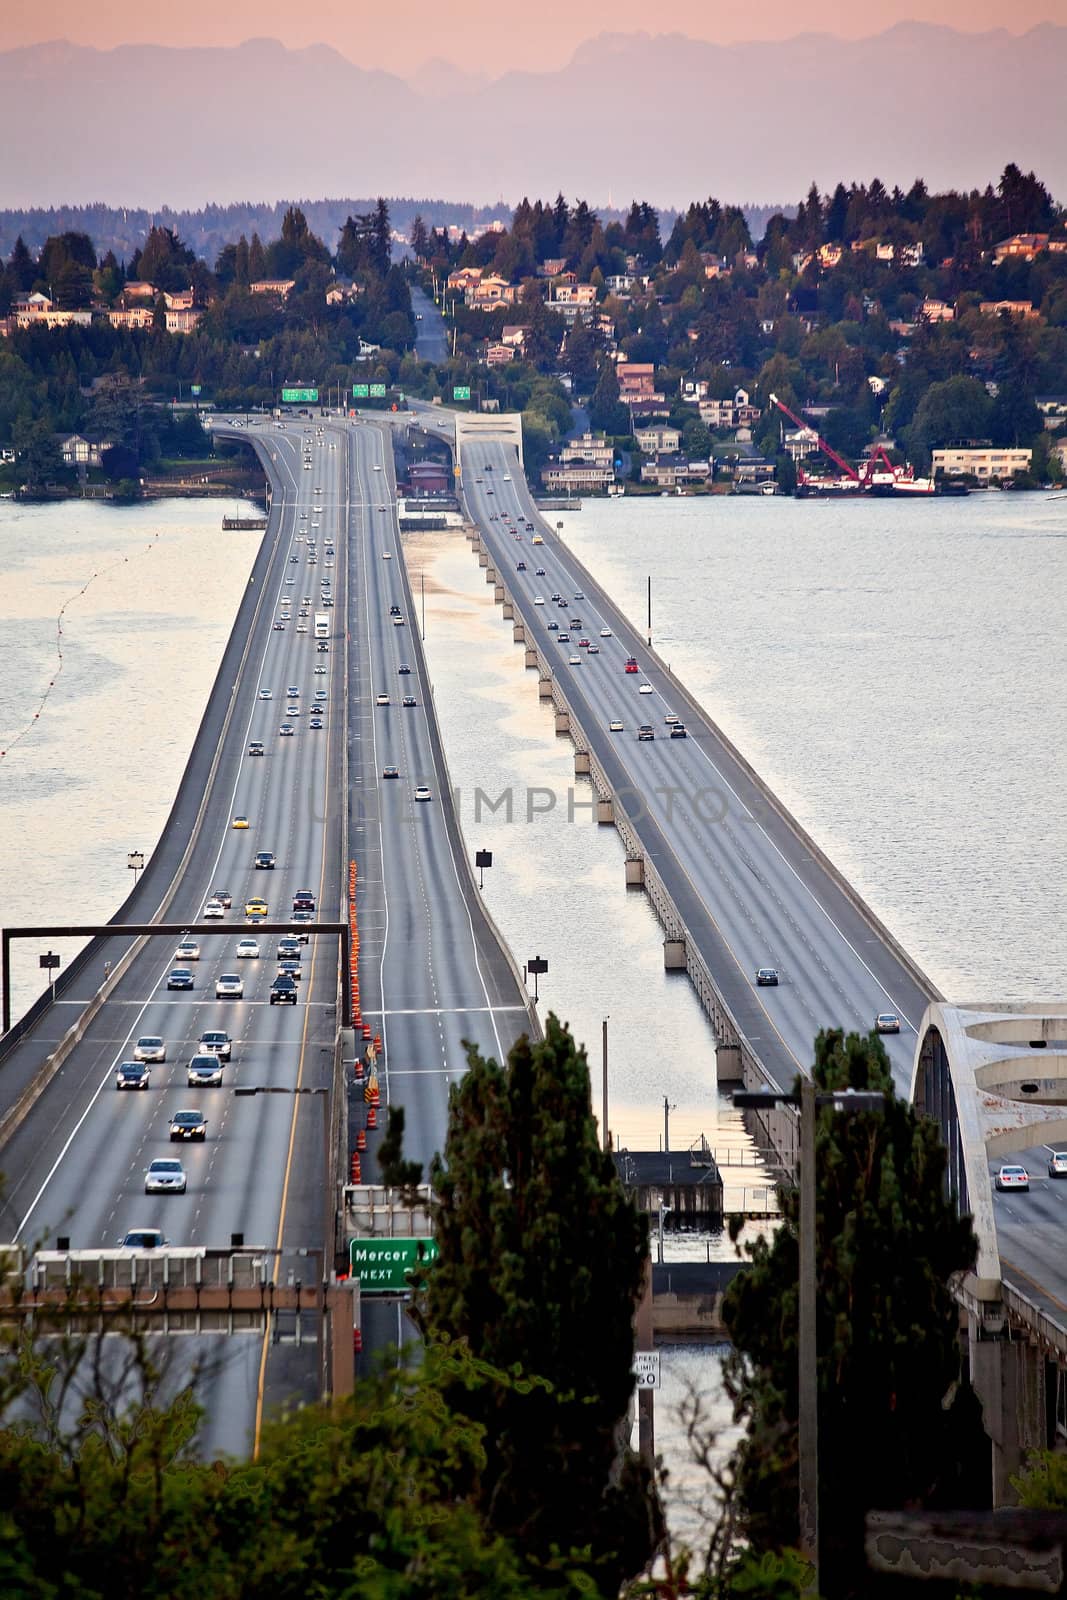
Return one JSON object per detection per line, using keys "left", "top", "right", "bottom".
{"left": 624, "top": 657, "right": 639, "bottom": 673}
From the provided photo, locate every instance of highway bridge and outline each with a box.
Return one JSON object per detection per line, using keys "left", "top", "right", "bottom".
{"left": 0, "top": 411, "right": 532, "bottom": 1452}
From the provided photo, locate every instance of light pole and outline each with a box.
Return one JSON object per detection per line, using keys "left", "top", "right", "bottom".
{"left": 526, "top": 955, "right": 548, "bottom": 1004}
{"left": 127, "top": 850, "right": 144, "bottom": 886}
{"left": 734, "top": 1084, "right": 884, "bottom": 1600}
{"left": 602, "top": 1017, "right": 609, "bottom": 1151}
{"left": 663, "top": 1094, "right": 677, "bottom": 1153}
{"left": 657, "top": 1199, "right": 672, "bottom": 1264}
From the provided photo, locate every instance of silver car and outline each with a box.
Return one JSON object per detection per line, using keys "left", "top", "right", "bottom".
{"left": 144, "top": 1158, "right": 187, "bottom": 1195}
{"left": 133, "top": 1036, "right": 165, "bottom": 1062}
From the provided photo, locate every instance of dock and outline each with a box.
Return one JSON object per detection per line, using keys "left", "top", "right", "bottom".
{"left": 222, "top": 516, "right": 268, "bottom": 530}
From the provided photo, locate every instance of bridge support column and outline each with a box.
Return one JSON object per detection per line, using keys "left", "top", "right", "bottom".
{"left": 494, "top": 585, "right": 505, "bottom": 603}
{"left": 716, "top": 1043, "right": 743, "bottom": 1082}
{"left": 478, "top": 550, "right": 489, "bottom": 568}
{"left": 664, "top": 939, "right": 687, "bottom": 970}
{"left": 486, "top": 567, "right": 496, "bottom": 584}
{"left": 502, "top": 602, "right": 513, "bottom": 619}
{"left": 524, "top": 647, "right": 538, "bottom": 668}
{"left": 514, "top": 622, "right": 526, "bottom": 643}
{"left": 597, "top": 798, "right": 615, "bottom": 825}
{"left": 538, "top": 677, "right": 553, "bottom": 699}
{"left": 625, "top": 856, "right": 644, "bottom": 883}
{"left": 574, "top": 752, "right": 590, "bottom": 776}
{"left": 554, "top": 710, "right": 570, "bottom": 736}
{"left": 969, "top": 1326, "right": 1049, "bottom": 1505}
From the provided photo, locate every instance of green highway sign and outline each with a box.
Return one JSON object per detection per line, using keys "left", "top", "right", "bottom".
{"left": 352, "top": 383, "right": 370, "bottom": 398}
{"left": 369, "top": 383, "right": 387, "bottom": 398}
{"left": 350, "top": 1236, "right": 439, "bottom": 1292}
{"left": 453, "top": 386, "right": 471, "bottom": 401}
{"left": 281, "top": 386, "right": 319, "bottom": 403}
{"left": 190, "top": 385, "right": 202, "bottom": 396}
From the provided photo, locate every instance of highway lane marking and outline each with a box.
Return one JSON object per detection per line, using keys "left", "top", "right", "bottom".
{"left": 362, "top": 1005, "right": 528, "bottom": 1016}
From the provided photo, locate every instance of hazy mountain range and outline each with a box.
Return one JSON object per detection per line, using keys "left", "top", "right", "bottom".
{"left": 2, "top": 24, "right": 1064, "bottom": 211}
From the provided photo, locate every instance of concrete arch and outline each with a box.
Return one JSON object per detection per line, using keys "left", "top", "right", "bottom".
{"left": 455, "top": 413, "right": 523, "bottom": 479}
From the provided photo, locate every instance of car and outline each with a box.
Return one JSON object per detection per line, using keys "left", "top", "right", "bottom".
{"left": 133, "top": 1036, "right": 165, "bottom": 1062}
{"left": 116, "top": 1062, "right": 150, "bottom": 1090}
{"left": 254, "top": 851, "right": 276, "bottom": 870}
{"left": 664, "top": 712, "right": 679, "bottom": 725}
{"left": 167, "top": 968, "right": 194, "bottom": 991}
{"left": 170, "top": 1109, "right": 208, "bottom": 1142}
{"left": 145, "top": 1159, "right": 187, "bottom": 1195}
{"left": 534, "top": 596, "right": 545, "bottom": 606}
{"left": 236, "top": 938, "right": 260, "bottom": 959}
{"left": 625, "top": 658, "right": 639, "bottom": 673}
{"left": 278, "top": 957, "right": 302, "bottom": 981}
{"left": 270, "top": 975, "right": 298, "bottom": 1006}
{"left": 995, "top": 1165, "right": 1030, "bottom": 1192}
{"left": 670, "top": 724, "right": 688, "bottom": 738}
{"left": 310, "top": 717, "right": 324, "bottom": 729}
{"left": 198, "top": 1029, "right": 231, "bottom": 1060}
{"left": 547, "top": 621, "right": 559, "bottom": 631}
{"left": 402, "top": 695, "right": 417, "bottom": 708}
{"left": 211, "top": 890, "right": 233, "bottom": 908}
{"left": 600, "top": 628, "right": 612, "bottom": 638}
{"left": 569, "top": 655, "right": 582, "bottom": 665}
{"left": 392, "top": 616, "right": 405, "bottom": 627}
{"left": 232, "top": 815, "right": 249, "bottom": 829}
{"left": 289, "top": 913, "right": 312, "bottom": 939}
{"left": 755, "top": 968, "right": 780, "bottom": 987}
{"left": 245, "top": 898, "right": 268, "bottom": 918}
{"left": 517, "top": 562, "right": 527, "bottom": 571}
{"left": 570, "top": 619, "right": 583, "bottom": 630}
{"left": 1048, "top": 1153, "right": 1067, "bottom": 1178}
{"left": 414, "top": 785, "right": 432, "bottom": 803}
{"left": 578, "top": 639, "right": 590, "bottom": 649}
{"left": 119, "top": 1229, "right": 167, "bottom": 1249}
{"left": 259, "top": 689, "right": 273, "bottom": 701}
{"left": 215, "top": 973, "right": 244, "bottom": 998}
{"left": 382, "top": 551, "right": 392, "bottom": 559}
{"left": 639, "top": 684, "right": 654, "bottom": 695}
{"left": 188, "top": 1059, "right": 224, "bottom": 1088}
{"left": 248, "top": 741, "right": 265, "bottom": 756}
{"left": 376, "top": 693, "right": 390, "bottom": 707}
{"left": 535, "top": 567, "right": 545, "bottom": 576}
{"left": 175, "top": 939, "right": 200, "bottom": 962}
{"left": 532, "top": 534, "right": 543, "bottom": 544}
{"left": 637, "top": 725, "right": 655, "bottom": 741}
{"left": 573, "top": 591, "right": 585, "bottom": 601}
{"left": 287, "top": 686, "right": 300, "bottom": 698}
{"left": 389, "top": 604, "right": 402, "bottom": 616}
{"left": 317, "top": 643, "right": 329, "bottom": 653}
{"left": 296, "top": 624, "right": 308, "bottom": 633}
{"left": 558, "top": 633, "right": 571, "bottom": 644}
{"left": 875, "top": 1013, "right": 901, "bottom": 1034}
{"left": 588, "top": 645, "right": 600, "bottom": 655}
{"left": 609, "top": 719, "right": 624, "bottom": 732}
{"left": 290, "top": 555, "right": 299, "bottom": 564}
{"left": 314, "top": 665, "right": 327, "bottom": 675}
{"left": 314, "top": 689, "right": 327, "bottom": 700}
{"left": 277, "top": 936, "right": 302, "bottom": 958}
{"left": 292, "top": 890, "right": 316, "bottom": 911}
{"left": 273, "top": 621, "right": 285, "bottom": 630}
{"left": 383, "top": 765, "right": 400, "bottom": 779}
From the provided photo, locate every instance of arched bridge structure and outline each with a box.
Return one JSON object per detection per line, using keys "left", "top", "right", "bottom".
{"left": 912, "top": 1002, "right": 1067, "bottom": 1501}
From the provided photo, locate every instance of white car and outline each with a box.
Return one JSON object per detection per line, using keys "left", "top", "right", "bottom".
{"left": 215, "top": 974, "right": 244, "bottom": 999}
{"left": 376, "top": 693, "right": 390, "bottom": 707}
{"left": 392, "top": 616, "right": 405, "bottom": 627}
{"left": 133, "top": 1036, "right": 165, "bottom": 1062}
{"left": 203, "top": 900, "right": 225, "bottom": 919}
{"left": 994, "top": 1164, "right": 1029, "bottom": 1192}
{"left": 382, "top": 551, "right": 392, "bottom": 559}
{"left": 236, "top": 938, "right": 260, "bottom": 959}
{"left": 600, "top": 628, "right": 612, "bottom": 638}
{"left": 608, "top": 719, "right": 624, "bottom": 733}
{"left": 414, "top": 785, "right": 432, "bottom": 803}
{"left": 259, "top": 689, "right": 272, "bottom": 700}
{"left": 639, "top": 683, "right": 653, "bottom": 695}
{"left": 534, "top": 596, "right": 545, "bottom": 606}
{"left": 175, "top": 939, "right": 200, "bottom": 962}
{"left": 144, "top": 1158, "right": 187, "bottom": 1195}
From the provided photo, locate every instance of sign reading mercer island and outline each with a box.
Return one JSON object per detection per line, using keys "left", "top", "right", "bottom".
{"left": 350, "top": 1236, "right": 439, "bottom": 1292}
{"left": 282, "top": 386, "right": 318, "bottom": 403}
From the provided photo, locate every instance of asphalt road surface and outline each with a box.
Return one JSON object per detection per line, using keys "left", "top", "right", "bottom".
{"left": 410, "top": 285, "right": 449, "bottom": 363}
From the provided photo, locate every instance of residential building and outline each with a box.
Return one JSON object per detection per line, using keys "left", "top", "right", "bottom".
{"left": 13, "top": 291, "right": 53, "bottom": 317}
{"left": 931, "top": 444, "right": 1032, "bottom": 479}
{"left": 701, "top": 253, "right": 729, "bottom": 278}
{"left": 604, "top": 273, "right": 638, "bottom": 294}
{"left": 56, "top": 432, "right": 114, "bottom": 468}
{"left": 485, "top": 341, "right": 515, "bottom": 366}
{"left": 640, "top": 454, "right": 710, "bottom": 488}
{"left": 817, "top": 243, "right": 843, "bottom": 269}
{"left": 250, "top": 279, "right": 296, "bottom": 299}
{"left": 978, "top": 300, "right": 1041, "bottom": 321}
{"left": 500, "top": 325, "right": 526, "bottom": 348}
{"left": 698, "top": 388, "right": 761, "bottom": 431}
{"left": 541, "top": 431, "right": 615, "bottom": 494}
{"left": 1035, "top": 395, "right": 1067, "bottom": 429}
{"left": 783, "top": 427, "right": 820, "bottom": 461}
{"left": 469, "top": 275, "right": 519, "bottom": 310}
{"left": 163, "top": 289, "right": 195, "bottom": 311}
{"left": 899, "top": 242, "right": 925, "bottom": 266}
{"left": 123, "top": 280, "right": 157, "bottom": 299}
{"left": 549, "top": 282, "right": 596, "bottom": 306}
{"left": 447, "top": 267, "right": 482, "bottom": 294}
{"left": 407, "top": 461, "right": 450, "bottom": 496}
{"left": 538, "top": 258, "right": 567, "bottom": 278}
{"left": 634, "top": 425, "right": 680, "bottom": 455}
{"left": 920, "top": 298, "right": 955, "bottom": 322}
{"left": 164, "top": 308, "right": 203, "bottom": 333}
{"left": 616, "top": 361, "right": 659, "bottom": 404}
{"left": 993, "top": 233, "right": 1049, "bottom": 264}
{"left": 734, "top": 457, "right": 776, "bottom": 488}
{"left": 108, "top": 307, "right": 155, "bottom": 330}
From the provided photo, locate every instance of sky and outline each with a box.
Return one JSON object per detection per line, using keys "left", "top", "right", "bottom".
{"left": 6, "top": 0, "right": 1067, "bottom": 75}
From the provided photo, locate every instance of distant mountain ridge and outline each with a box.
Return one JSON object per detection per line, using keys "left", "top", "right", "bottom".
{"left": 1, "top": 25, "right": 1064, "bottom": 211}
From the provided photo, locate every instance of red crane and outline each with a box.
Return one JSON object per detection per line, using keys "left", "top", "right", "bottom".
{"left": 768, "top": 392, "right": 859, "bottom": 481}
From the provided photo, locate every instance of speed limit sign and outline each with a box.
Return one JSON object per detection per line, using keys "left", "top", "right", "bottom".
{"left": 633, "top": 1351, "right": 661, "bottom": 1390}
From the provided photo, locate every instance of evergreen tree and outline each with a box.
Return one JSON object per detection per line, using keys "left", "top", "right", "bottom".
{"left": 723, "top": 1029, "right": 987, "bottom": 1599}
{"left": 416, "top": 1017, "right": 660, "bottom": 1596}
{"left": 589, "top": 358, "right": 629, "bottom": 436}
{"left": 409, "top": 213, "right": 429, "bottom": 260}
{"left": 8, "top": 236, "right": 35, "bottom": 291}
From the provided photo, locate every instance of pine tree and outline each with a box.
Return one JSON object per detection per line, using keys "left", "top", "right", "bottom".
{"left": 416, "top": 1016, "right": 660, "bottom": 1595}
{"left": 723, "top": 1029, "right": 987, "bottom": 1599}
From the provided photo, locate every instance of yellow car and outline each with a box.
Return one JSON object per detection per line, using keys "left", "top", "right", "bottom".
{"left": 232, "top": 815, "right": 249, "bottom": 829}
{"left": 245, "top": 899, "right": 269, "bottom": 919}
{"left": 531, "top": 534, "right": 544, "bottom": 545}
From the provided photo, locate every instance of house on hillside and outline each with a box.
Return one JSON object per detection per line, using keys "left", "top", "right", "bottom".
{"left": 250, "top": 279, "right": 295, "bottom": 299}
{"left": 993, "top": 233, "right": 1049, "bottom": 264}
{"left": 56, "top": 432, "right": 114, "bottom": 469}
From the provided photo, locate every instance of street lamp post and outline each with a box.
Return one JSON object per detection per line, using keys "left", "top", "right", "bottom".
{"left": 525, "top": 955, "right": 548, "bottom": 1004}
{"left": 127, "top": 851, "right": 144, "bottom": 886}
{"left": 733, "top": 1084, "right": 884, "bottom": 1600}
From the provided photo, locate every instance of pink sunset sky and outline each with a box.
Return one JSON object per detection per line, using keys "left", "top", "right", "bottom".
{"left": 6, "top": 0, "right": 1066, "bottom": 75}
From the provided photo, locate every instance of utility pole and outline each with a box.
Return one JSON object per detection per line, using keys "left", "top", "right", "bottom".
{"left": 798, "top": 1073, "right": 819, "bottom": 1596}
{"left": 663, "top": 1094, "right": 676, "bottom": 1153}
{"left": 601, "top": 1017, "right": 609, "bottom": 1150}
